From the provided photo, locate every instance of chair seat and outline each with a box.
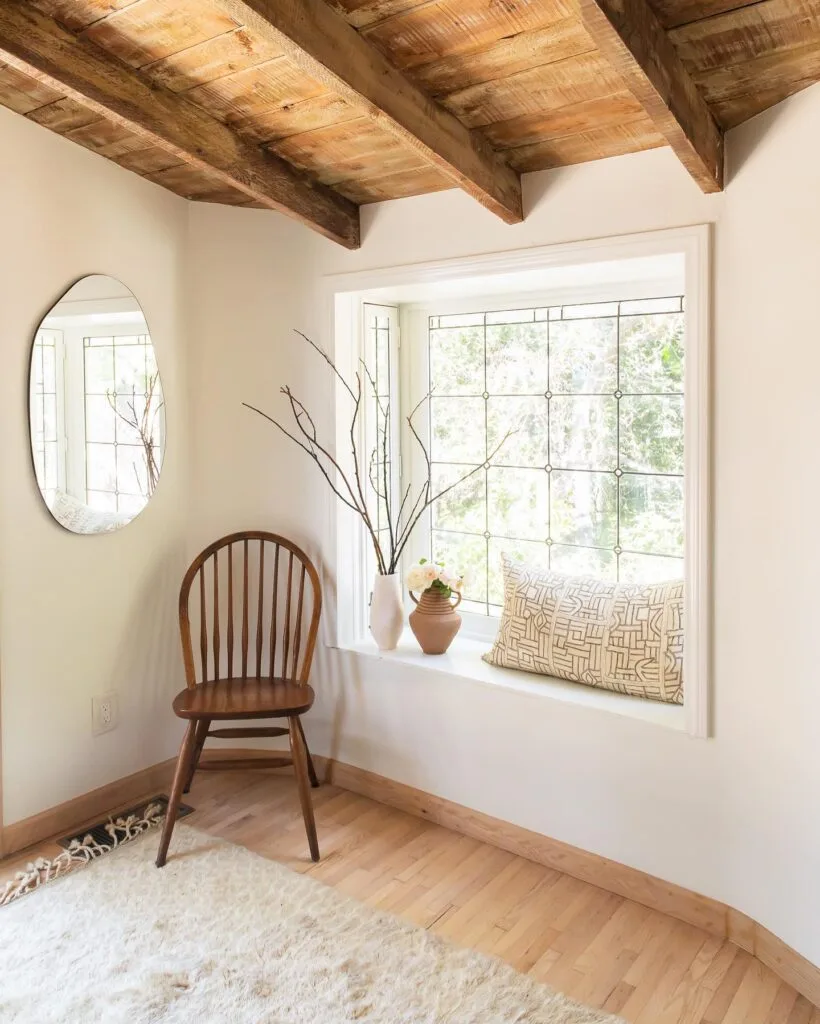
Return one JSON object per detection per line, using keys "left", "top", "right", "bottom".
{"left": 172, "top": 678, "right": 315, "bottom": 720}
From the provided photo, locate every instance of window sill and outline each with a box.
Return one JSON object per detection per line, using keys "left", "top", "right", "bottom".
{"left": 339, "top": 632, "right": 687, "bottom": 733}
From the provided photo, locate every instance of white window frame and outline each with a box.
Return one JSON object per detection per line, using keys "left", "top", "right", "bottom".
{"left": 326, "top": 227, "right": 710, "bottom": 739}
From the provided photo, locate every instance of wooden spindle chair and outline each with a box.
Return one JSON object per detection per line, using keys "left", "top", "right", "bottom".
{"left": 156, "top": 531, "right": 322, "bottom": 867}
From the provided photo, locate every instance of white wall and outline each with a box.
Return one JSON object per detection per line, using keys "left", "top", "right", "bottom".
{"left": 187, "top": 83, "right": 820, "bottom": 966}
{"left": 0, "top": 107, "right": 190, "bottom": 825}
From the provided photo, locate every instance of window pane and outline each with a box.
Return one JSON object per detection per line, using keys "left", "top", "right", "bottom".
{"left": 487, "top": 396, "right": 548, "bottom": 467}
{"left": 84, "top": 347, "right": 115, "bottom": 394}
{"left": 431, "top": 397, "right": 485, "bottom": 463}
{"left": 370, "top": 464, "right": 390, "bottom": 532}
{"left": 487, "top": 467, "right": 548, "bottom": 540}
{"left": 429, "top": 327, "right": 484, "bottom": 395}
{"left": 619, "top": 313, "right": 684, "bottom": 393}
{"left": 144, "top": 341, "right": 158, "bottom": 379}
{"left": 432, "top": 531, "right": 487, "bottom": 605}
{"left": 485, "top": 323, "right": 548, "bottom": 393}
{"left": 116, "top": 445, "right": 147, "bottom": 496}
{"left": 43, "top": 443, "right": 58, "bottom": 489}
{"left": 438, "top": 312, "right": 484, "bottom": 328}
{"left": 488, "top": 539, "right": 548, "bottom": 605}
{"left": 85, "top": 395, "right": 115, "bottom": 443}
{"left": 423, "top": 293, "right": 686, "bottom": 610}
{"left": 115, "top": 345, "right": 148, "bottom": 392}
{"left": 87, "top": 489, "right": 117, "bottom": 512}
{"left": 375, "top": 327, "right": 390, "bottom": 397}
{"left": 41, "top": 344, "right": 57, "bottom": 392}
{"left": 619, "top": 395, "right": 684, "bottom": 474}
{"left": 562, "top": 302, "right": 619, "bottom": 320}
{"left": 550, "top": 397, "right": 617, "bottom": 471}
{"left": 31, "top": 394, "right": 44, "bottom": 440}
{"left": 550, "top": 318, "right": 617, "bottom": 394}
{"left": 431, "top": 464, "right": 485, "bottom": 534}
{"left": 619, "top": 474, "right": 684, "bottom": 557}
{"left": 620, "top": 297, "right": 682, "bottom": 316}
{"left": 371, "top": 529, "right": 390, "bottom": 571}
{"left": 42, "top": 395, "right": 57, "bottom": 442}
{"left": 113, "top": 393, "right": 146, "bottom": 446}
{"left": 551, "top": 470, "right": 617, "bottom": 548}
{"left": 486, "top": 308, "right": 534, "bottom": 324}
{"left": 619, "top": 552, "right": 684, "bottom": 582}
{"left": 86, "top": 443, "right": 116, "bottom": 491}
{"left": 551, "top": 544, "right": 616, "bottom": 579}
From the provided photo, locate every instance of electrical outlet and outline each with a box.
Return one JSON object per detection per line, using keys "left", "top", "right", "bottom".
{"left": 92, "top": 692, "right": 118, "bottom": 735}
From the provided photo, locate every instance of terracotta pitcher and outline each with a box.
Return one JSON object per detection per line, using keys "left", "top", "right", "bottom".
{"left": 408, "top": 587, "right": 462, "bottom": 654}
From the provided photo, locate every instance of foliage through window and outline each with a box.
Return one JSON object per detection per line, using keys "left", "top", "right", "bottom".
{"left": 424, "top": 297, "right": 685, "bottom": 615}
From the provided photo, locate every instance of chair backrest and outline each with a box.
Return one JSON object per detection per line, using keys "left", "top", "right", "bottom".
{"left": 179, "top": 531, "right": 322, "bottom": 687}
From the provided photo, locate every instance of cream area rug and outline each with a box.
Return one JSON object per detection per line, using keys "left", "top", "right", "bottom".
{"left": 0, "top": 824, "right": 622, "bottom": 1024}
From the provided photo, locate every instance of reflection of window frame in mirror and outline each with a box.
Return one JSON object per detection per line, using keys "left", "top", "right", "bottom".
{"left": 30, "top": 327, "right": 67, "bottom": 506}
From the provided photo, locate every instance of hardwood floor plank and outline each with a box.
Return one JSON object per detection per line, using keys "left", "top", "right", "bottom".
{"left": 1, "top": 768, "right": 815, "bottom": 1024}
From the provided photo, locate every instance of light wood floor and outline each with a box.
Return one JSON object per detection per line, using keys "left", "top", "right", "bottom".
{"left": 3, "top": 768, "right": 817, "bottom": 1024}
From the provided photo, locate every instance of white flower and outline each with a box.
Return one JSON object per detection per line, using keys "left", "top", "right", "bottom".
{"left": 406, "top": 560, "right": 464, "bottom": 593}
{"left": 406, "top": 566, "right": 428, "bottom": 591}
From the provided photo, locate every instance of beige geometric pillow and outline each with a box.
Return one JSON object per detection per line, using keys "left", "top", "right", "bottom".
{"left": 483, "top": 554, "right": 684, "bottom": 704}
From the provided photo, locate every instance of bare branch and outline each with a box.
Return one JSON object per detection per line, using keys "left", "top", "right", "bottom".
{"left": 394, "top": 480, "right": 412, "bottom": 535}
{"left": 390, "top": 480, "right": 429, "bottom": 572}
{"left": 294, "top": 329, "right": 356, "bottom": 403}
{"left": 242, "top": 402, "right": 360, "bottom": 516}
{"left": 282, "top": 387, "right": 365, "bottom": 513}
{"left": 382, "top": 399, "right": 395, "bottom": 561}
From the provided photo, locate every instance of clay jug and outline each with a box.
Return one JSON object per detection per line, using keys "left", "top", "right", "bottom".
{"left": 408, "top": 587, "right": 462, "bottom": 655}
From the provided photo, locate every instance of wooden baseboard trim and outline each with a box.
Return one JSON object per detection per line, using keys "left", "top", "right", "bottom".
{"left": 1, "top": 758, "right": 175, "bottom": 859}
{"left": 3, "top": 749, "right": 817, "bottom": 1006}
{"left": 317, "top": 756, "right": 820, "bottom": 1006}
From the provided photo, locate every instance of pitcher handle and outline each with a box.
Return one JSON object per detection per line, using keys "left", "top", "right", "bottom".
{"left": 409, "top": 589, "right": 419, "bottom": 605}
{"left": 451, "top": 591, "right": 462, "bottom": 609}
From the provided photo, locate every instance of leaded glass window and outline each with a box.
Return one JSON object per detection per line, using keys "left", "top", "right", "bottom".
{"left": 363, "top": 303, "right": 399, "bottom": 569}
{"left": 427, "top": 297, "right": 685, "bottom": 615}
{"left": 83, "top": 333, "right": 160, "bottom": 514}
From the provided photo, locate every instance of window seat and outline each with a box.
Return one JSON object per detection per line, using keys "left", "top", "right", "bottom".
{"left": 341, "top": 633, "right": 686, "bottom": 733}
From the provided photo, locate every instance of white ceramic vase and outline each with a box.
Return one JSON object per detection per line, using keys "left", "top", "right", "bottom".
{"left": 370, "top": 573, "right": 404, "bottom": 651}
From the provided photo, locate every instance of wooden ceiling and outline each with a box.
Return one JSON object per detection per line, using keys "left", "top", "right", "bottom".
{"left": 0, "top": 0, "right": 817, "bottom": 247}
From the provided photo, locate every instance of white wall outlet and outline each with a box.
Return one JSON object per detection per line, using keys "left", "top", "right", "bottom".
{"left": 92, "top": 692, "right": 118, "bottom": 735}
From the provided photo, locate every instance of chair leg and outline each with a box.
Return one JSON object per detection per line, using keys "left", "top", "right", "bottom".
{"left": 289, "top": 715, "right": 319, "bottom": 863}
{"left": 297, "top": 717, "right": 320, "bottom": 788}
{"left": 156, "top": 721, "right": 197, "bottom": 868}
{"left": 183, "top": 718, "right": 210, "bottom": 794}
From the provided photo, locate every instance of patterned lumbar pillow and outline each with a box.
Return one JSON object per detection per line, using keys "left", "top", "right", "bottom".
{"left": 483, "top": 554, "right": 683, "bottom": 704}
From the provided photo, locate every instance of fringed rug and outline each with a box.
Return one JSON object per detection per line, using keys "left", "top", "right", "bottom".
{"left": 0, "top": 800, "right": 165, "bottom": 907}
{"left": 0, "top": 824, "right": 623, "bottom": 1024}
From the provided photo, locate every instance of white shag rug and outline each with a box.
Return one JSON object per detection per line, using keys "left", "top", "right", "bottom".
{"left": 0, "top": 824, "right": 622, "bottom": 1024}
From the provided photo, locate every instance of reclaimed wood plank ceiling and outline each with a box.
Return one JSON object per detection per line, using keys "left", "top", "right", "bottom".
{"left": 0, "top": 0, "right": 818, "bottom": 246}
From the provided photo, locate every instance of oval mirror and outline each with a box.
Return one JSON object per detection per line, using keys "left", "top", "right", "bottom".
{"left": 28, "top": 275, "right": 165, "bottom": 534}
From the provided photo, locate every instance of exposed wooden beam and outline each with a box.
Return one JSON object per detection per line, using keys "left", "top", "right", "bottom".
{"left": 578, "top": 0, "right": 724, "bottom": 192}
{"left": 0, "top": 0, "right": 360, "bottom": 248}
{"left": 209, "top": 0, "right": 524, "bottom": 224}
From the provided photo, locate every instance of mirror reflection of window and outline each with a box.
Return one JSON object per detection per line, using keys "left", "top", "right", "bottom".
{"left": 31, "top": 329, "right": 63, "bottom": 507}
{"left": 28, "top": 275, "right": 166, "bottom": 535}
